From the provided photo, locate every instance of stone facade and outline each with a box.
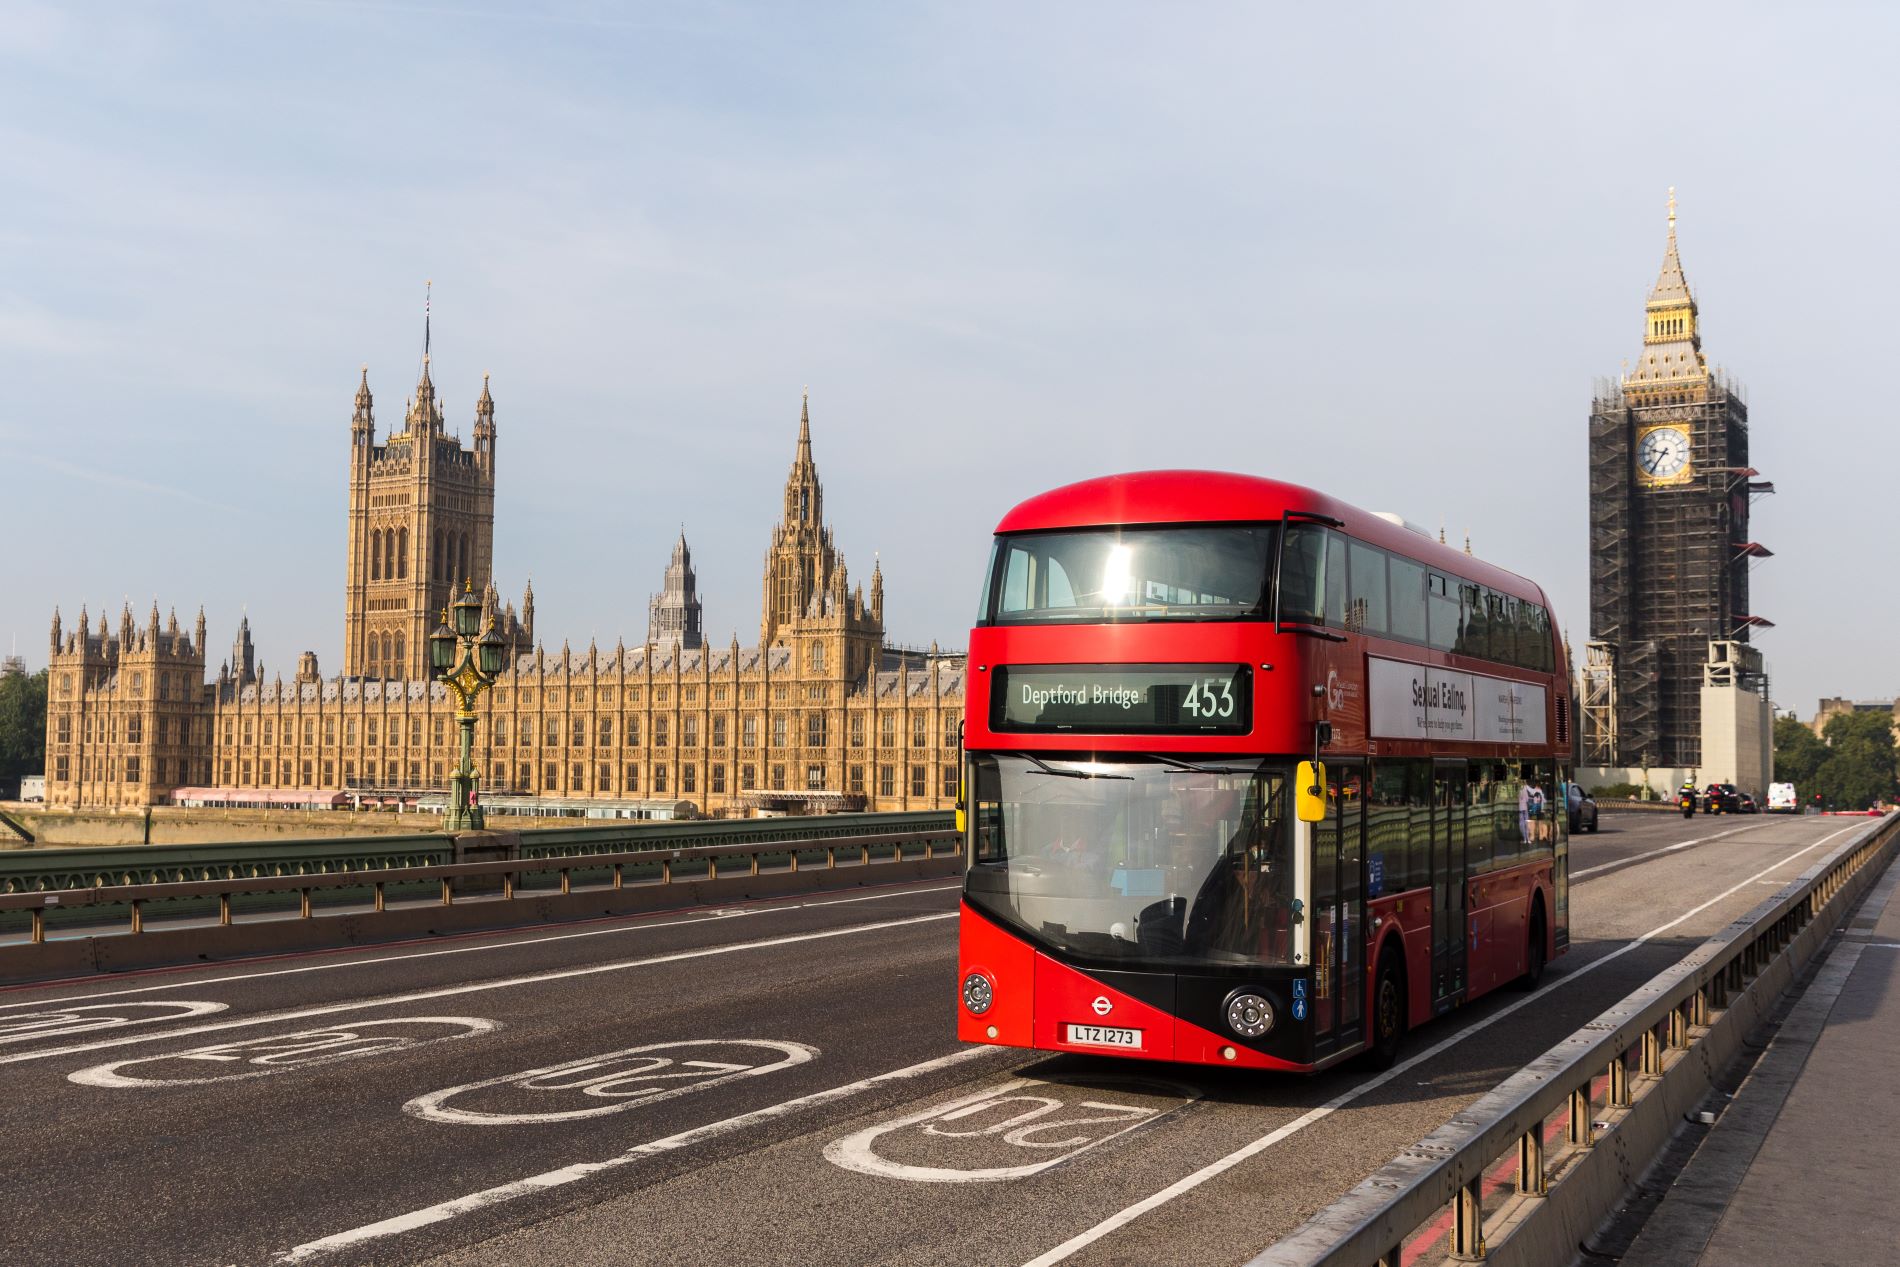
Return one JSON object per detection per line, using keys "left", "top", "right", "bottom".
{"left": 44, "top": 356, "right": 965, "bottom": 817}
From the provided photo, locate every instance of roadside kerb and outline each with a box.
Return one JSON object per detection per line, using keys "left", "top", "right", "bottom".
{"left": 0, "top": 828, "right": 964, "bottom": 980}
{"left": 1245, "top": 811, "right": 1898, "bottom": 1267}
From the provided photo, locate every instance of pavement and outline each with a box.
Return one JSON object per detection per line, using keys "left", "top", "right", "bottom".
{"left": 1620, "top": 830, "right": 1900, "bottom": 1267}
{"left": 0, "top": 811, "right": 1863, "bottom": 1267}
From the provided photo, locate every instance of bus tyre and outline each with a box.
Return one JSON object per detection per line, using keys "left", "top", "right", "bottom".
{"left": 1366, "top": 949, "right": 1406, "bottom": 1070}
{"left": 1518, "top": 905, "right": 1547, "bottom": 991}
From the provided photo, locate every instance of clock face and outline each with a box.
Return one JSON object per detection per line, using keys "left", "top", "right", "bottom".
{"left": 1637, "top": 427, "right": 1691, "bottom": 480}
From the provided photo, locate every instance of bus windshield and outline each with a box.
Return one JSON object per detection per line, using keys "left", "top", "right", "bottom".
{"left": 965, "top": 754, "right": 1295, "bottom": 967}
{"left": 982, "top": 526, "right": 1274, "bottom": 624}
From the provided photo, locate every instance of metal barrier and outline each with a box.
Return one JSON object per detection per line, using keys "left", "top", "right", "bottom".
{"left": 1249, "top": 812, "right": 1898, "bottom": 1267}
{"left": 0, "top": 825, "right": 964, "bottom": 979}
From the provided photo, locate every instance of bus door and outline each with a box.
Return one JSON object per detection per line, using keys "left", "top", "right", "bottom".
{"left": 1311, "top": 761, "right": 1365, "bottom": 1055}
{"left": 1431, "top": 760, "right": 1469, "bottom": 1013}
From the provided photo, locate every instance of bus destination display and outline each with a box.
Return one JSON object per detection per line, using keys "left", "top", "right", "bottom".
{"left": 991, "top": 664, "right": 1251, "bottom": 734}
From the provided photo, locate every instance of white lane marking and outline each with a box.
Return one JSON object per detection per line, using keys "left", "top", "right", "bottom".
{"left": 0, "top": 913, "right": 954, "bottom": 1068}
{"left": 406, "top": 1039, "right": 817, "bottom": 1125}
{"left": 274, "top": 1044, "right": 1002, "bottom": 1263}
{"left": 825, "top": 1075, "right": 1196, "bottom": 1183}
{"left": 69, "top": 1018, "right": 498, "bottom": 1087}
{"left": 0, "top": 882, "right": 964, "bottom": 1011}
{"left": 1018, "top": 820, "right": 1868, "bottom": 1267}
{"left": 0, "top": 1001, "right": 227, "bottom": 1044}
{"left": 1571, "top": 824, "right": 1758, "bottom": 879}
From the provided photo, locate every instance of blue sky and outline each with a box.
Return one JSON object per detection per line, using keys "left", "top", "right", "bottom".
{"left": 3, "top": 1, "right": 1895, "bottom": 716}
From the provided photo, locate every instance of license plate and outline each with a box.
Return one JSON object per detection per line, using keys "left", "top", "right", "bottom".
{"left": 1065, "top": 1023, "right": 1143, "bottom": 1049}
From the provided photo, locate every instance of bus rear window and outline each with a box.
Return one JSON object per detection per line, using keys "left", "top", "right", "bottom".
{"left": 984, "top": 526, "right": 1274, "bottom": 624}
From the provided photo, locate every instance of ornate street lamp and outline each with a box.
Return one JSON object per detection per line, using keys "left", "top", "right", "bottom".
{"left": 431, "top": 580, "right": 506, "bottom": 831}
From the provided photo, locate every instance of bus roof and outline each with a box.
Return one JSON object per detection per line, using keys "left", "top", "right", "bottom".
{"left": 993, "top": 469, "right": 1549, "bottom": 603}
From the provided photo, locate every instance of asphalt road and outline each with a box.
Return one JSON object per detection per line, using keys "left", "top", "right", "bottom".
{"left": 0, "top": 810, "right": 1861, "bottom": 1267}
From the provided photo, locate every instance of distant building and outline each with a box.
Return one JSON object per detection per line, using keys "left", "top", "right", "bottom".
{"left": 43, "top": 334, "right": 964, "bottom": 816}
{"left": 1812, "top": 697, "right": 1900, "bottom": 738}
{"left": 1579, "top": 191, "right": 1774, "bottom": 780}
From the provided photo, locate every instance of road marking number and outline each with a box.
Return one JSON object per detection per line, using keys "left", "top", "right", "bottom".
{"left": 824, "top": 1075, "right": 1197, "bottom": 1183}
{"left": 68, "top": 1017, "right": 497, "bottom": 1087}
{"left": 406, "top": 1039, "right": 818, "bottom": 1125}
{"left": 0, "top": 1001, "right": 226, "bottom": 1045}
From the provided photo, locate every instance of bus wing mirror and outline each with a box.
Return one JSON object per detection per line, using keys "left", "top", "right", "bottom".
{"left": 1296, "top": 760, "right": 1328, "bottom": 823}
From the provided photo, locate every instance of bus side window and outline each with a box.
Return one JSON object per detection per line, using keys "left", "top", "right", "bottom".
{"left": 1388, "top": 556, "right": 1427, "bottom": 644}
{"left": 1323, "top": 533, "right": 1347, "bottom": 628}
{"left": 1280, "top": 525, "right": 1327, "bottom": 624}
{"left": 1427, "top": 573, "right": 1459, "bottom": 652}
{"left": 1348, "top": 541, "right": 1389, "bottom": 636}
{"left": 1405, "top": 759, "right": 1432, "bottom": 895}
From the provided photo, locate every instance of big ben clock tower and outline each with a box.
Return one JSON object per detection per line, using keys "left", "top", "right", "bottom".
{"left": 1581, "top": 192, "right": 1773, "bottom": 771}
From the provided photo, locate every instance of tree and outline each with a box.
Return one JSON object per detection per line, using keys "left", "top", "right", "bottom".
{"left": 1811, "top": 711, "right": 1898, "bottom": 810}
{"left": 0, "top": 669, "right": 48, "bottom": 782}
{"left": 1774, "top": 715, "right": 1829, "bottom": 787}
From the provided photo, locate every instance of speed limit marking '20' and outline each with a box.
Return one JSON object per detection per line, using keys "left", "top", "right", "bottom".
{"left": 824, "top": 1074, "right": 1198, "bottom": 1183}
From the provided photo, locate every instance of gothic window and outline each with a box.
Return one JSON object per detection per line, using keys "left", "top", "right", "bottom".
{"left": 683, "top": 686, "right": 697, "bottom": 703}
{"left": 158, "top": 674, "right": 169, "bottom": 701}
{"left": 742, "top": 715, "right": 758, "bottom": 747}
{"left": 682, "top": 764, "right": 697, "bottom": 793}
{"left": 127, "top": 757, "right": 141, "bottom": 783}
{"left": 394, "top": 633, "right": 404, "bottom": 671}
{"left": 598, "top": 718, "right": 613, "bottom": 747}
{"left": 626, "top": 764, "right": 640, "bottom": 792}
{"left": 850, "top": 713, "right": 866, "bottom": 747}
{"left": 913, "top": 714, "right": 928, "bottom": 747}
{"left": 371, "top": 529, "right": 382, "bottom": 581}
{"left": 911, "top": 765, "right": 927, "bottom": 797}
{"left": 409, "top": 718, "right": 422, "bottom": 746}
{"left": 806, "top": 764, "right": 824, "bottom": 791}
{"left": 849, "top": 764, "right": 864, "bottom": 794}
{"left": 808, "top": 642, "right": 825, "bottom": 673}
{"left": 741, "top": 763, "right": 756, "bottom": 790}
{"left": 324, "top": 718, "right": 335, "bottom": 744}
{"left": 397, "top": 527, "right": 408, "bottom": 579}
{"left": 628, "top": 717, "right": 641, "bottom": 746}
{"left": 56, "top": 716, "right": 70, "bottom": 744}
{"left": 771, "top": 764, "right": 785, "bottom": 791}
{"left": 385, "top": 531, "right": 396, "bottom": 581}
{"left": 128, "top": 717, "right": 143, "bottom": 744}
{"left": 304, "top": 720, "right": 315, "bottom": 746}
{"left": 654, "top": 765, "right": 668, "bottom": 793}
{"left": 712, "top": 716, "right": 727, "bottom": 747}
{"left": 942, "top": 711, "right": 960, "bottom": 747}
{"left": 545, "top": 718, "right": 559, "bottom": 745}
{"left": 655, "top": 717, "right": 670, "bottom": 747}
{"left": 598, "top": 763, "right": 610, "bottom": 791}
{"left": 260, "top": 719, "right": 271, "bottom": 745}
{"left": 772, "top": 716, "right": 787, "bottom": 748}
{"left": 943, "top": 765, "right": 959, "bottom": 797}
{"left": 345, "top": 718, "right": 357, "bottom": 744}
{"left": 879, "top": 765, "right": 895, "bottom": 797}
{"left": 880, "top": 713, "right": 896, "bottom": 747}
{"left": 683, "top": 716, "right": 699, "bottom": 747}
{"left": 711, "top": 764, "right": 726, "bottom": 794}
{"left": 494, "top": 718, "right": 508, "bottom": 745}
{"left": 432, "top": 716, "right": 445, "bottom": 745}
{"left": 367, "top": 718, "right": 379, "bottom": 746}
{"left": 571, "top": 763, "right": 584, "bottom": 790}
{"left": 572, "top": 718, "right": 586, "bottom": 746}
{"left": 806, "top": 712, "right": 826, "bottom": 747}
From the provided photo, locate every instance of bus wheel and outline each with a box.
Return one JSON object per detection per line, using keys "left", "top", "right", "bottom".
{"left": 1518, "top": 905, "right": 1547, "bottom": 991}
{"left": 1365, "top": 949, "right": 1406, "bottom": 1070}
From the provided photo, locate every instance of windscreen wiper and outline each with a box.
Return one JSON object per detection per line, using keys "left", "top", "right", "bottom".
{"left": 1016, "top": 752, "right": 1132, "bottom": 780}
{"left": 1150, "top": 754, "right": 1254, "bottom": 776}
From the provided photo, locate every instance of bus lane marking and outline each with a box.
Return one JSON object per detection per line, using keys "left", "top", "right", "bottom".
{"left": 1019, "top": 820, "right": 1867, "bottom": 1267}
{"left": 274, "top": 1044, "right": 1002, "bottom": 1263}
{"left": 68, "top": 1017, "right": 497, "bottom": 1087}
{"left": 824, "top": 1074, "right": 1198, "bottom": 1183}
{"left": 0, "top": 1001, "right": 227, "bottom": 1045}
{"left": 1, "top": 913, "right": 953, "bottom": 1068}
{"left": 406, "top": 1039, "right": 817, "bottom": 1125}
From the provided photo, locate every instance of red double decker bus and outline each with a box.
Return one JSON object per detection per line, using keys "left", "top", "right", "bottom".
{"left": 956, "top": 472, "right": 1571, "bottom": 1072}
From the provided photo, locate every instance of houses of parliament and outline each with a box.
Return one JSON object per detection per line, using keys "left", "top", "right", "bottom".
{"left": 41, "top": 346, "right": 966, "bottom": 818}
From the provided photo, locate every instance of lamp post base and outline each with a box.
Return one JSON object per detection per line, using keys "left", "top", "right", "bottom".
{"left": 444, "top": 771, "right": 485, "bottom": 832}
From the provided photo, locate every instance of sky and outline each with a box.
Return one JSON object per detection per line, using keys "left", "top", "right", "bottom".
{"left": 2, "top": 1, "right": 1896, "bottom": 717}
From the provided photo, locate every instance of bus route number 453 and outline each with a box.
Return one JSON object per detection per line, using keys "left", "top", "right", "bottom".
{"left": 1182, "top": 677, "right": 1237, "bottom": 719}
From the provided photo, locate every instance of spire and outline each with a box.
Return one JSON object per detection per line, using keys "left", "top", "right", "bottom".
{"left": 1647, "top": 186, "right": 1692, "bottom": 306}
{"left": 49, "top": 606, "right": 61, "bottom": 651}
{"left": 1622, "top": 187, "right": 1708, "bottom": 398}
{"left": 798, "top": 386, "right": 812, "bottom": 456}
{"left": 352, "top": 365, "right": 375, "bottom": 437}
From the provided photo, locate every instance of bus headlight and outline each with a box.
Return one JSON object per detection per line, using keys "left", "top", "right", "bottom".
{"left": 962, "top": 971, "right": 995, "bottom": 1015}
{"left": 1225, "top": 991, "right": 1274, "bottom": 1039}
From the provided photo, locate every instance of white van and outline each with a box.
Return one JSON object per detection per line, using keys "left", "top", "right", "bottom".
{"left": 1767, "top": 782, "right": 1798, "bottom": 813}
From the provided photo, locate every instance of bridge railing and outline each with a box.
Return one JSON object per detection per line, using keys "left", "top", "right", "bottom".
{"left": 1247, "top": 811, "right": 1898, "bottom": 1267}
{"left": 0, "top": 828, "right": 963, "bottom": 946}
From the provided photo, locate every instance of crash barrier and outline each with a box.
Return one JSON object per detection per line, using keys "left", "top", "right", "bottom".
{"left": 1247, "top": 811, "right": 1898, "bottom": 1267}
{"left": 0, "top": 810, "right": 952, "bottom": 909}
{"left": 0, "top": 825, "right": 964, "bottom": 979}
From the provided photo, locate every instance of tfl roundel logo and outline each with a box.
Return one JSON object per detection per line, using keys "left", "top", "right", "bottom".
{"left": 1092, "top": 996, "right": 1113, "bottom": 1016}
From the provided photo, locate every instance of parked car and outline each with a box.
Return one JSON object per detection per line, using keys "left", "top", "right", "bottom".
{"left": 1738, "top": 792, "right": 1759, "bottom": 814}
{"left": 1567, "top": 786, "right": 1599, "bottom": 834}
{"left": 1703, "top": 783, "right": 1742, "bottom": 814}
